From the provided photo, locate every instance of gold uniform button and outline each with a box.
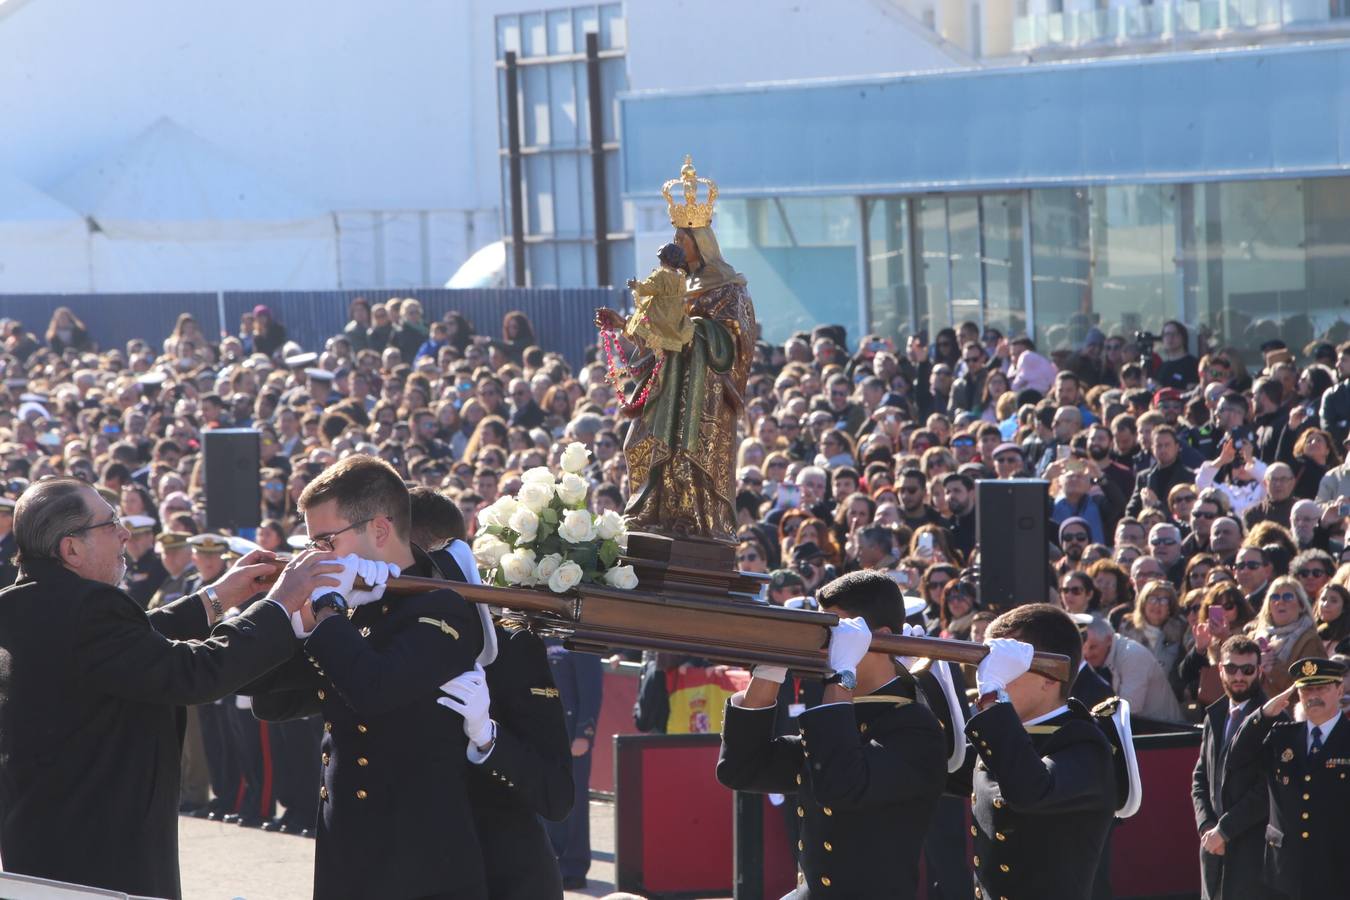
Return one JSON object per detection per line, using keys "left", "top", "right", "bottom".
{"left": 357, "top": 724, "right": 369, "bottom": 733}
{"left": 797, "top": 840, "right": 804, "bottom": 851}
{"left": 973, "top": 855, "right": 980, "bottom": 866}
{"left": 823, "top": 841, "right": 833, "bottom": 852}
{"left": 995, "top": 832, "right": 1006, "bottom": 841}
{"left": 797, "top": 806, "right": 805, "bottom": 818}
{"left": 796, "top": 774, "right": 802, "bottom": 786}
{"left": 820, "top": 877, "right": 831, "bottom": 887}
{"left": 823, "top": 807, "right": 833, "bottom": 816}
{"left": 1303, "top": 793, "right": 1310, "bottom": 800}
{"left": 319, "top": 786, "right": 328, "bottom": 800}
{"left": 317, "top": 689, "right": 325, "bottom": 700}
{"left": 321, "top": 753, "right": 330, "bottom": 765}
{"left": 1305, "top": 775, "right": 1312, "bottom": 782}
{"left": 975, "top": 887, "right": 982, "bottom": 899}
{"left": 971, "top": 825, "right": 978, "bottom": 836}
{"left": 1000, "top": 864, "right": 1010, "bottom": 873}
{"left": 358, "top": 757, "right": 369, "bottom": 767}
{"left": 859, "top": 723, "right": 868, "bottom": 733}
{"left": 356, "top": 789, "right": 368, "bottom": 799}
{"left": 324, "top": 722, "right": 332, "bottom": 733}
{"left": 1301, "top": 812, "right": 1309, "bottom": 820}
{"left": 993, "top": 798, "right": 1004, "bottom": 808}
{"left": 1302, "top": 831, "right": 1310, "bottom": 839}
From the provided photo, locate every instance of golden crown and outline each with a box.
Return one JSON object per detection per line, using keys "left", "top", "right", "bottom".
{"left": 663, "top": 154, "right": 717, "bottom": 229}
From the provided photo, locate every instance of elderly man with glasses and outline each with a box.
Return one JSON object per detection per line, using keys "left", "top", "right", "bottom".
{"left": 1232, "top": 546, "right": 1274, "bottom": 610}
{"left": 1148, "top": 522, "right": 1185, "bottom": 588}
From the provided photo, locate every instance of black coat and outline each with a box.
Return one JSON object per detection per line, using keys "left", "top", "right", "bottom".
{"left": 1191, "top": 692, "right": 1272, "bottom": 900}
{"left": 1227, "top": 708, "right": 1350, "bottom": 898}
{"left": 718, "top": 675, "right": 947, "bottom": 898}
{"left": 1126, "top": 459, "right": 1196, "bottom": 517}
{"left": 0, "top": 559, "right": 295, "bottom": 899}
{"left": 950, "top": 700, "right": 1116, "bottom": 900}
{"left": 250, "top": 549, "right": 486, "bottom": 900}
{"left": 124, "top": 546, "right": 169, "bottom": 609}
{"left": 472, "top": 624, "right": 573, "bottom": 899}
{"left": 1071, "top": 664, "right": 1114, "bottom": 711}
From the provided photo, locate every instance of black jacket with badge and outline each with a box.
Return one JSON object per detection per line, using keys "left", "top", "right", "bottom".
{"left": 1226, "top": 708, "right": 1350, "bottom": 899}
{"left": 124, "top": 546, "right": 169, "bottom": 609}
{"left": 0, "top": 559, "right": 295, "bottom": 900}
{"left": 1191, "top": 691, "right": 1271, "bottom": 900}
{"left": 717, "top": 673, "right": 947, "bottom": 898}
{"left": 948, "top": 699, "right": 1116, "bottom": 900}
{"left": 249, "top": 547, "right": 486, "bottom": 900}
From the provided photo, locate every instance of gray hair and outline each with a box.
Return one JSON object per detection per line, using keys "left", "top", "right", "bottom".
{"left": 1083, "top": 618, "right": 1115, "bottom": 640}
{"left": 13, "top": 478, "right": 95, "bottom": 564}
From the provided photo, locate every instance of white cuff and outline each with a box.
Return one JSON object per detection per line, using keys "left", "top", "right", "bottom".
{"left": 465, "top": 720, "right": 497, "bottom": 764}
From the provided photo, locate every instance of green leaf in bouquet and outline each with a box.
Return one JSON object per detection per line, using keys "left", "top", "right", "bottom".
{"left": 484, "top": 524, "right": 505, "bottom": 537}
{"left": 540, "top": 508, "right": 559, "bottom": 525}
{"left": 536, "top": 521, "right": 555, "bottom": 543}
{"left": 598, "top": 539, "right": 620, "bottom": 567}
{"left": 568, "top": 545, "right": 599, "bottom": 572}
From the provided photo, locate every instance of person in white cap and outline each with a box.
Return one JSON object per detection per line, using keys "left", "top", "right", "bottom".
{"left": 120, "top": 514, "right": 166, "bottom": 609}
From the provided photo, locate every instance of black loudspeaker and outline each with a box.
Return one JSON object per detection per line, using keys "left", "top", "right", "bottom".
{"left": 977, "top": 479, "right": 1050, "bottom": 612}
{"left": 204, "top": 429, "right": 261, "bottom": 530}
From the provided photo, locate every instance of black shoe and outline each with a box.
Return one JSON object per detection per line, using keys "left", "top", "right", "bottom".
{"left": 561, "top": 876, "right": 587, "bottom": 890}
{"left": 179, "top": 802, "right": 210, "bottom": 818}
{"left": 206, "top": 808, "right": 230, "bottom": 822}
{"left": 221, "top": 813, "right": 242, "bottom": 824}
{"left": 298, "top": 827, "right": 315, "bottom": 839}
{"left": 261, "top": 818, "right": 286, "bottom": 832}
{"left": 236, "top": 816, "right": 266, "bottom": 829}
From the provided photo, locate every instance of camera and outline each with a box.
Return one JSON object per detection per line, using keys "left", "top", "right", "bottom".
{"left": 1134, "top": 331, "right": 1159, "bottom": 358}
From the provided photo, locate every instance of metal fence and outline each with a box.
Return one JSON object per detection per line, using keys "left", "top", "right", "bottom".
{"left": 0, "top": 287, "right": 627, "bottom": 369}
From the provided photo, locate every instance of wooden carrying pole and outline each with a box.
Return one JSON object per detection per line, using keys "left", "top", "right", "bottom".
{"left": 382, "top": 573, "right": 1072, "bottom": 683}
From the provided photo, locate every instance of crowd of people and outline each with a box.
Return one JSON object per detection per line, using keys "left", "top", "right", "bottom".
{"left": 1, "top": 296, "right": 1349, "bottom": 897}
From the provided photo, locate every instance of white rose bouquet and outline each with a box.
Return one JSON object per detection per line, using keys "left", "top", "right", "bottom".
{"left": 472, "top": 441, "right": 637, "bottom": 592}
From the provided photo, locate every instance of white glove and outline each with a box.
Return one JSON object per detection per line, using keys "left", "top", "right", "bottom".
{"left": 895, "top": 622, "right": 927, "bottom": 671}
{"left": 290, "top": 610, "right": 313, "bottom": 639}
{"left": 438, "top": 664, "right": 494, "bottom": 749}
{"left": 348, "top": 557, "right": 400, "bottom": 608}
{"left": 828, "top": 616, "right": 872, "bottom": 675}
{"left": 976, "top": 637, "right": 1035, "bottom": 695}
{"left": 751, "top": 665, "right": 788, "bottom": 684}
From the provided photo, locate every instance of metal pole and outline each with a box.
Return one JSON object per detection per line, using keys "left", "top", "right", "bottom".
{"left": 504, "top": 51, "right": 527, "bottom": 287}
{"left": 585, "top": 32, "right": 611, "bottom": 287}
{"left": 733, "top": 791, "right": 764, "bottom": 900}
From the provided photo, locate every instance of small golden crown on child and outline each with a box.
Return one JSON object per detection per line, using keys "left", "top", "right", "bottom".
{"left": 663, "top": 155, "right": 717, "bottom": 229}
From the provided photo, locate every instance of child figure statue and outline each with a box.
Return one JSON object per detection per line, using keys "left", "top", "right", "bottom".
{"left": 624, "top": 242, "right": 694, "bottom": 353}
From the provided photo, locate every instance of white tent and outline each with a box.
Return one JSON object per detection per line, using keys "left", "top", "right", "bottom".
{"left": 0, "top": 172, "right": 92, "bottom": 292}
{"left": 50, "top": 117, "right": 339, "bottom": 291}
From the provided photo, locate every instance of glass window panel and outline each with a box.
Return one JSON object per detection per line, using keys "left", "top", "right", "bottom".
{"left": 948, "top": 196, "right": 983, "bottom": 326}
{"left": 528, "top": 243, "right": 557, "bottom": 287}
{"left": 552, "top": 154, "right": 582, "bottom": 238}
{"left": 981, "top": 193, "right": 1026, "bottom": 337}
{"left": 548, "top": 62, "right": 579, "bottom": 148}
{"left": 522, "top": 12, "right": 548, "bottom": 57}
{"left": 1029, "top": 187, "right": 1090, "bottom": 351}
{"left": 524, "top": 154, "right": 554, "bottom": 236}
{"left": 864, "top": 197, "right": 912, "bottom": 345}
{"left": 557, "top": 242, "right": 584, "bottom": 286}
{"left": 523, "top": 66, "right": 550, "bottom": 147}
{"left": 608, "top": 240, "right": 634, "bottom": 289}
{"left": 1303, "top": 176, "right": 1350, "bottom": 347}
{"left": 548, "top": 9, "right": 574, "bottom": 54}
{"left": 914, "top": 197, "right": 951, "bottom": 338}
{"left": 496, "top": 15, "right": 521, "bottom": 58}
{"left": 601, "top": 3, "right": 627, "bottom": 49}
{"left": 1084, "top": 184, "right": 1177, "bottom": 349}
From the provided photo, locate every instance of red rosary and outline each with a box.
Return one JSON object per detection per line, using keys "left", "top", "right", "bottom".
{"left": 600, "top": 327, "right": 663, "bottom": 416}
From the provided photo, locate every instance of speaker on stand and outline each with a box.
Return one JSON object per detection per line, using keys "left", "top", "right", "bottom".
{"left": 976, "top": 479, "right": 1050, "bottom": 612}
{"left": 203, "top": 429, "right": 262, "bottom": 531}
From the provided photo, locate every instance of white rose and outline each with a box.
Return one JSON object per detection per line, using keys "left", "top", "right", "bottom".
{"left": 507, "top": 506, "right": 540, "bottom": 543}
{"left": 522, "top": 466, "right": 556, "bottom": 485}
{"left": 534, "top": 553, "right": 564, "bottom": 583}
{"left": 560, "top": 442, "right": 592, "bottom": 475}
{"left": 555, "top": 472, "right": 589, "bottom": 507}
{"left": 558, "top": 508, "right": 597, "bottom": 544}
{"left": 477, "top": 495, "right": 519, "bottom": 530}
{"left": 517, "top": 480, "right": 554, "bottom": 513}
{"left": 603, "top": 564, "right": 639, "bottom": 590}
{"left": 472, "top": 534, "right": 510, "bottom": 568}
{"left": 547, "top": 560, "right": 584, "bottom": 593}
{"left": 499, "top": 548, "right": 537, "bottom": 585}
{"left": 596, "top": 509, "right": 626, "bottom": 541}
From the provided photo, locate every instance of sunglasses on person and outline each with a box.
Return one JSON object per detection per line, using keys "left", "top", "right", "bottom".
{"left": 1172, "top": 495, "right": 1196, "bottom": 505}
{"left": 1296, "top": 568, "right": 1329, "bottom": 579}
{"left": 1182, "top": 604, "right": 1201, "bottom": 616}
{"left": 741, "top": 477, "right": 764, "bottom": 487}
{"left": 1221, "top": 663, "right": 1257, "bottom": 676}
{"left": 1233, "top": 560, "right": 1265, "bottom": 570}
{"left": 1268, "top": 591, "right": 1299, "bottom": 604}
{"left": 994, "top": 455, "right": 1021, "bottom": 465}
{"left": 737, "top": 552, "right": 761, "bottom": 563}
{"left": 1192, "top": 510, "right": 1217, "bottom": 520}
{"left": 1149, "top": 537, "right": 1178, "bottom": 546}
{"left": 1214, "top": 599, "right": 1237, "bottom": 610}
{"left": 928, "top": 578, "right": 951, "bottom": 591}
{"left": 1061, "top": 533, "right": 1089, "bottom": 544}
{"left": 1060, "top": 583, "right": 1087, "bottom": 595}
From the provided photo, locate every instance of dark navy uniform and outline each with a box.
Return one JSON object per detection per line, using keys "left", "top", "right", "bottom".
{"left": 149, "top": 564, "right": 196, "bottom": 611}
{"left": 471, "top": 623, "right": 573, "bottom": 898}
{"left": 718, "top": 674, "right": 947, "bottom": 898}
{"left": 124, "top": 548, "right": 169, "bottom": 610}
{"left": 250, "top": 547, "right": 486, "bottom": 900}
{"left": 950, "top": 699, "right": 1116, "bottom": 900}
{"left": 0, "top": 529, "right": 18, "bottom": 588}
{"left": 543, "top": 639, "right": 603, "bottom": 886}
{"left": 1227, "top": 663, "right": 1350, "bottom": 899}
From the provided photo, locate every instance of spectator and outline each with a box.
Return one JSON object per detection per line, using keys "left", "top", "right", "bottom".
{"left": 1080, "top": 617, "right": 1185, "bottom": 723}
{"left": 1291, "top": 427, "right": 1338, "bottom": 499}
{"left": 1126, "top": 425, "right": 1195, "bottom": 517}
{"left": 391, "top": 298, "right": 429, "bottom": 363}
{"left": 250, "top": 305, "right": 287, "bottom": 358}
{"left": 1232, "top": 545, "right": 1273, "bottom": 609}
{"left": 500, "top": 311, "right": 536, "bottom": 365}
{"left": 1118, "top": 579, "right": 1187, "bottom": 697}
{"left": 45, "top": 306, "right": 92, "bottom": 355}
{"left": 937, "top": 578, "right": 978, "bottom": 639}
{"left": 1315, "top": 582, "right": 1350, "bottom": 654}
{"left": 1242, "top": 462, "right": 1298, "bottom": 529}
{"left": 342, "top": 297, "right": 372, "bottom": 352}
{"left": 1058, "top": 570, "right": 1101, "bottom": 617}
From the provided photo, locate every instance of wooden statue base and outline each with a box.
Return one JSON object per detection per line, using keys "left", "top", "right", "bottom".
{"left": 624, "top": 531, "right": 766, "bottom": 600}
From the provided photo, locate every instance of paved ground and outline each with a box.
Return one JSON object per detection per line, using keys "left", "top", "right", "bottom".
{"left": 178, "top": 798, "right": 620, "bottom": 900}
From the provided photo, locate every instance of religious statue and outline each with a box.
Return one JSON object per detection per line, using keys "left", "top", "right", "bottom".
{"left": 595, "top": 155, "right": 756, "bottom": 545}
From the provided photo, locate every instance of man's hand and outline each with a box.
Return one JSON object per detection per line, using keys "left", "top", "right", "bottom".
{"left": 571, "top": 737, "right": 591, "bottom": 757}
{"left": 346, "top": 557, "right": 401, "bottom": 608}
{"left": 209, "top": 548, "right": 284, "bottom": 610}
{"left": 1193, "top": 620, "right": 1212, "bottom": 652}
{"left": 437, "top": 665, "right": 494, "bottom": 749}
{"left": 594, "top": 308, "right": 624, "bottom": 330}
{"left": 828, "top": 616, "right": 872, "bottom": 675}
{"left": 894, "top": 623, "right": 927, "bottom": 671}
{"left": 1201, "top": 828, "right": 1226, "bottom": 856}
{"left": 1261, "top": 685, "right": 1297, "bottom": 719}
{"left": 266, "top": 549, "right": 343, "bottom": 615}
{"left": 976, "top": 638, "right": 1034, "bottom": 696}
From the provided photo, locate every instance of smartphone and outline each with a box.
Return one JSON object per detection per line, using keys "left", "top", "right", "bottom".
{"left": 1208, "top": 607, "right": 1226, "bottom": 628}
{"left": 1056, "top": 445, "right": 1070, "bottom": 461}
{"left": 1256, "top": 636, "right": 1270, "bottom": 654}
{"left": 889, "top": 569, "right": 911, "bottom": 588}
{"left": 868, "top": 339, "right": 888, "bottom": 353}
{"left": 918, "top": 532, "right": 934, "bottom": 558}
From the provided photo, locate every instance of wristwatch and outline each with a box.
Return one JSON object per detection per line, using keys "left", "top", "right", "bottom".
{"left": 825, "top": 670, "right": 857, "bottom": 691}
{"left": 311, "top": 591, "right": 349, "bottom": 617}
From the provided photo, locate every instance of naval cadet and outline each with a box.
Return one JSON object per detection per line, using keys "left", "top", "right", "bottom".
{"left": 1226, "top": 656, "right": 1350, "bottom": 899}
{"left": 249, "top": 455, "right": 488, "bottom": 900}
{"left": 0, "top": 495, "right": 18, "bottom": 587}
{"left": 718, "top": 570, "right": 947, "bottom": 898}
{"left": 121, "top": 514, "right": 167, "bottom": 609}
{"left": 949, "top": 603, "right": 1117, "bottom": 900}
{"left": 148, "top": 530, "right": 196, "bottom": 610}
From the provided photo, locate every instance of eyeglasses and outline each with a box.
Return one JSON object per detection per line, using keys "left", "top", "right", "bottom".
{"left": 1269, "top": 592, "right": 1299, "bottom": 604}
{"left": 1296, "top": 568, "right": 1329, "bottom": 579}
{"left": 1149, "top": 537, "right": 1178, "bottom": 546}
{"left": 1060, "top": 584, "right": 1087, "bottom": 595}
{"left": 1221, "top": 663, "right": 1257, "bottom": 676}
{"left": 67, "top": 515, "right": 119, "bottom": 537}
{"left": 306, "top": 518, "right": 373, "bottom": 551}
{"left": 1061, "top": 533, "right": 1089, "bottom": 543}
{"left": 737, "top": 552, "right": 761, "bottom": 563}
{"left": 741, "top": 478, "right": 764, "bottom": 487}
{"left": 1234, "top": 560, "right": 1265, "bottom": 570}
{"left": 1182, "top": 605, "right": 1201, "bottom": 616}
{"left": 952, "top": 438, "right": 975, "bottom": 448}
{"left": 928, "top": 578, "right": 950, "bottom": 591}
{"left": 1172, "top": 495, "right": 1196, "bottom": 505}
{"left": 1216, "top": 599, "right": 1237, "bottom": 610}
{"left": 1192, "top": 510, "right": 1217, "bottom": 520}
{"left": 264, "top": 481, "right": 284, "bottom": 491}
{"left": 1144, "top": 595, "right": 1173, "bottom": 605}
{"left": 994, "top": 455, "right": 1021, "bottom": 465}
